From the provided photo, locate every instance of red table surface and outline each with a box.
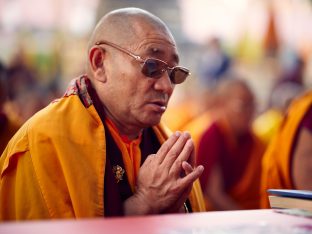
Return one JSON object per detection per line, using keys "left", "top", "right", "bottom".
{"left": 0, "top": 209, "right": 311, "bottom": 234}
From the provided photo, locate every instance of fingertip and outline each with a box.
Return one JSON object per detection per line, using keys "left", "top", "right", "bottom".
{"left": 197, "top": 165, "right": 204, "bottom": 173}
{"left": 174, "top": 131, "right": 181, "bottom": 137}
{"left": 183, "top": 131, "right": 191, "bottom": 138}
{"left": 182, "top": 161, "right": 193, "bottom": 170}
{"left": 187, "top": 138, "right": 194, "bottom": 146}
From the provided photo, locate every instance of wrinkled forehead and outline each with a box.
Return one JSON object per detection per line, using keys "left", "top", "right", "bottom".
{"left": 137, "top": 39, "right": 179, "bottom": 64}
{"left": 131, "top": 21, "right": 179, "bottom": 63}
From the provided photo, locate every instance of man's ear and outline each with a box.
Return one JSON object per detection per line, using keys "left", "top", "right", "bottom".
{"left": 89, "top": 47, "right": 107, "bottom": 83}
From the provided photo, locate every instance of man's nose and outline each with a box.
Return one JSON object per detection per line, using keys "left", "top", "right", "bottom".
{"left": 153, "top": 71, "right": 174, "bottom": 95}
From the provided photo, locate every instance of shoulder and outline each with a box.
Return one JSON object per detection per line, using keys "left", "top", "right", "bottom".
{"left": 287, "top": 90, "right": 312, "bottom": 118}
{"left": 6, "top": 95, "right": 101, "bottom": 153}
{"left": 29, "top": 94, "right": 100, "bottom": 132}
{"left": 280, "top": 90, "right": 312, "bottom": 134}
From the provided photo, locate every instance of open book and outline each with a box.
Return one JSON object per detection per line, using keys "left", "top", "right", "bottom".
{"left": 267, "top": 189, "right": 312, "bottom": 212}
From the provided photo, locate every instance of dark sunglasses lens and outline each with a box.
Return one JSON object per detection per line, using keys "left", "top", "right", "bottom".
{"left": 142, "top": 59, "right": 166, "bottom": 78}
{"left": 170, "top": 68, "right": 189, "bottom": 84}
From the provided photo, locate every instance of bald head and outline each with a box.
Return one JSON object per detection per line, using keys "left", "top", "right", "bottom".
{"left": 85, "top": 7, "right": 180, "bottom": 135}
{"left": 215, "top": 78, "right": 255, "bottom": 135}
{"left": 214, "top": 78, "right": 253, "bottom": 100}
{"left": 88, "top": 8, "right": 175, "bottom": 51}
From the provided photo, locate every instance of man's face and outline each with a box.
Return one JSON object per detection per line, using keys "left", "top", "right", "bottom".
{"left": 224, "top": 86, "right": 255, "bottom": 135}
{"left": 100, "top": 28, "right": 179, "bottom": 130}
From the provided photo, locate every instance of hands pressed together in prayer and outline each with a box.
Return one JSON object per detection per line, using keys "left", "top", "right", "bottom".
{"left": 124, "top": 131, "right": 204, "bottom": 215}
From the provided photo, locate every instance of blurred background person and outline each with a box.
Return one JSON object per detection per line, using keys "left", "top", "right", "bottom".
{"left": 253, "top": 81, "right": 305, "bottom": 146}
{"left": 196, "top": 78, "right": 265, "bottom": 211}
{"left": 197, "top": 37, "right": 232, "bottom": 89}
{"left": 0, "top": 61, "right": 20, "bottom": 154}
{"left": 253, "top": 47, "right": 306, "bottom": 146}
{"left": 274, "top": 50, "right": 305, "bottom": 87}
{"left": 260, "top": 90, "right": 312, "bottom": 208}
{"left": 163, "top": 36, "right": 232, "bottom": 134}
{"left": 4, "top": 50, "right": 54, "bottom": 126}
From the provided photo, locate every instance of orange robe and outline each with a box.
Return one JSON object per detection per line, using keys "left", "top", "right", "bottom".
{"left": 260, "top": 91, "right": 312, "bottom": 208}
{"left": 0, "top": 76, "right": 205, "bottom": 220}
{"left": 162, "top": 99, "right": 199, "bottom": 131}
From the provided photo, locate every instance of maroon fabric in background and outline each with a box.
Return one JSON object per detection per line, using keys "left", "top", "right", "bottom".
{"left": 300, "top": 105, "right": 312, "bottom": 131}
{"left": 0, "top": 112, "right": 7, "bottom": 133}
{"left": 197, "top": 122, "right": 253, "bottom": 192}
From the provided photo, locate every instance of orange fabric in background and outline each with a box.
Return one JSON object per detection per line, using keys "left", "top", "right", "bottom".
{"left": 162, "top": 99, "right": 199, "bottom": 131}
{"left": 182, "top": 111, "right": 213, "bottom": 152}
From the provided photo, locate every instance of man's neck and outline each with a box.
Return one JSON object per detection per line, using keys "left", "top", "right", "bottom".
{"left": 104, "top": 114, "right": 142, "bottom": 141}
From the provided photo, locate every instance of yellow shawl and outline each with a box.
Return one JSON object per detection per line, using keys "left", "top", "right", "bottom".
{"left": 1, "top": 90, "right": 205, "bottom": 220}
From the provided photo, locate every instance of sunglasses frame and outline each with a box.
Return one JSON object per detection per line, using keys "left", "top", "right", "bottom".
{"left": 94, "top": 40, "right": 190, "bottom": 84}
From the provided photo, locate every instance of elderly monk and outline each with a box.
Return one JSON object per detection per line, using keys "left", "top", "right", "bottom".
{"left": 0, "top": 8, "right": 205, "bottom": 220}
{"left": 197, "top": 79, "right": 265, "bottom": 211}
{"left": 260, "top": 90, "right": 312, "bottom": 208}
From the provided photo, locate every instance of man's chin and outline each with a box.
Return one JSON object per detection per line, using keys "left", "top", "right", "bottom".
{"left": 140, "top": 115, "right": 162, "bottom": 128}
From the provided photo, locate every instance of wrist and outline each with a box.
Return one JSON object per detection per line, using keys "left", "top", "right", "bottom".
{"left": 124, "top": 191, "right": 156, "bottom": 216}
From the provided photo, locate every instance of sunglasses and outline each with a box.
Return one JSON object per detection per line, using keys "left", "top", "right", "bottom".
{"left": 94, "top": 40, "right": 190, "bottom": 84}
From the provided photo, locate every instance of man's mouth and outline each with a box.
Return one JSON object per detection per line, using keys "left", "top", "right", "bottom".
{"left": 148, "top": 100, "right": 167, "bottom": 112}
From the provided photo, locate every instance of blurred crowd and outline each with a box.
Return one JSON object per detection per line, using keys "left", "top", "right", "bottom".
{"left": 162, "top": 35, "right": 311, "bottom": 210}
{"left": 0, "top": 50, "right": 62, "bottom": 152}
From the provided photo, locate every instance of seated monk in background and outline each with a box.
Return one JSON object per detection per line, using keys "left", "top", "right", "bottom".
{"left": 260, "top": 90, "right": 312, "bottom": 208}
{"left": 197, "top": 78, "right": 265, "bottom": 211}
